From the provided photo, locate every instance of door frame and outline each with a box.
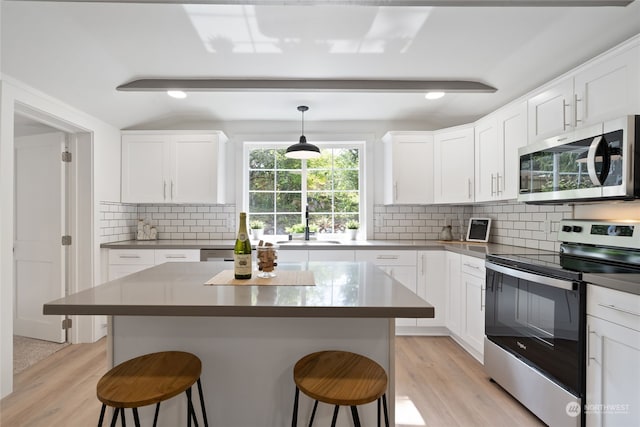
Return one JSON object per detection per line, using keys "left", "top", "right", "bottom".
{"left": 12, "top": 103, "right": 92, "bottom": 345}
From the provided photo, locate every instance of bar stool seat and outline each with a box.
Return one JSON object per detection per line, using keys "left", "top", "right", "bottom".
{"left": 97, "top": 351, "right": 208, "bottom": 427}
{"left": 291, "top": 350, "right": 389, "bottom": 427}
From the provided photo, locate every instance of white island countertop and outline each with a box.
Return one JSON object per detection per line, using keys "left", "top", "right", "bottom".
{"left": 44, "top": 261, "right": 434, "bottom": 319}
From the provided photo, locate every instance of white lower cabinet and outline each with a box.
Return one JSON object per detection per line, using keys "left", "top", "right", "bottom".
{"left": 416, "top": 251, "right": 446, "bottom": 329}
{"left": 586, "top": 285, "right": 640, "bottom": 427}
{"left": 459, "top": 255, "right": 486, "bottom": 361}
{"left": 356, "top": 250, "right": 418, "bottom": 328}
{"left": 308, "top": 250, "right": 355, "bottom": 262}
{"left": 443, "top": 252, "right": 486, "bottom": 362}
{"left": 445, "top": 252, "right": 462, "bottom": 336}
{"left": 108, "top": 249, "right": 199, "bottom": 280}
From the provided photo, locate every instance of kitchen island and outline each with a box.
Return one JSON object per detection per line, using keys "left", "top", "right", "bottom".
{"left": 44, "top": 261, "right": 434, "bottom": 427}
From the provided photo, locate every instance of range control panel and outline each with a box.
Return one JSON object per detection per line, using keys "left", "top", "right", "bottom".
{"left": 558, "top": 220, "right": 640, "bottom": 249}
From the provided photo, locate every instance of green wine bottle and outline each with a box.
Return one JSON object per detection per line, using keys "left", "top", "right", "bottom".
{"left": 234, "top": 212, "right": 252, "bottom": 279}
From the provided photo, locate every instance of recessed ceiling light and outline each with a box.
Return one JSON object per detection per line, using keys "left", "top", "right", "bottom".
{"left": 425, "top": 91, "right": 445, "bottom": 100}
{"left": 167, "top": 90, "right": 187, "bottom": 99}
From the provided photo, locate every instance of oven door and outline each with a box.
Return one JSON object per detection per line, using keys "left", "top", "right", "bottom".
{"left": 485, "top": 262, "right": 585, "bottom": 396}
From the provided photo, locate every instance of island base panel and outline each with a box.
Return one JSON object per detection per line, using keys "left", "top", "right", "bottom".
{"left": 111, "top": 316, "right": 395, "bottom": 427}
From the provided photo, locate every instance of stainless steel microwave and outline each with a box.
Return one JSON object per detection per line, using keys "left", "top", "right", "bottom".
{"left": 518, "top": 115, "right": 640, "bottom": 204}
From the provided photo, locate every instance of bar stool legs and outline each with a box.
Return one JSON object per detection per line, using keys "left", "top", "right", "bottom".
{"left": 96, "top": 352, "right": 208, "bottom": 427}
{"left": 291, "top": 385, "right": 390, "bottom": 427}
{"left": 291, "top": 350, "right": 390, "bottom": 427}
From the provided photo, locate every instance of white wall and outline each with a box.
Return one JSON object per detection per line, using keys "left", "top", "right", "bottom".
{"left": 0, "top": 76, "right": 121, "bottom": 399}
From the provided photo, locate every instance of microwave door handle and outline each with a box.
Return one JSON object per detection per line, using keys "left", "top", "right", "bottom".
{"left": 587, "top": 136, "right": 604, "bottom": 186}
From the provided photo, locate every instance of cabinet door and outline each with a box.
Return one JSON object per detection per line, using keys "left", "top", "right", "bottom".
{"left": 445, "top": 252, "right": 461, "bottom": 336}
{"left": 108, "top": 264, "right": 152, "bottom": 281}
{"left": 460, "top": 272, "right": 485, "bottom": 357}
{"left": 586, "top": 315, "right": 640, "bottom": 427}
{"left": 383, "top": 134, "right": 434, "bottom": 204}
{"left": 416, "top": 251, "right": 446, "bottom": 328}
{"left": 381, "top": 265, "right": 418, "bottom": 327}
{"left": 474, "top": 117, "right": 499, "bottom": 202}
{"left": 575, "top": 45, "right": 640, "bottom": 127}
{"left": 434, "top": 127, "right": 475, "bottom": 204}
{"left": 527, "top": 78, "right": 574, "bottom": 142}
{"left": 278, "top": 250, "right": 308, "bottom": 263}
{"left": 121, "top": 134, "right": 168, "bottom": 203}
{"left": 497, "top": 101, "right": 528, "bottom": 200}
{"left": 171, "top": 134, "right": 223, "bottom": 204}
{"left": 308, "top": 250, "right": 355, "bottom": 262}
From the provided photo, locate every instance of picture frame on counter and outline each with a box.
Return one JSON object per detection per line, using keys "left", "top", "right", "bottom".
{"left": 466, "top": 218, "right": 492, "bottom": 243}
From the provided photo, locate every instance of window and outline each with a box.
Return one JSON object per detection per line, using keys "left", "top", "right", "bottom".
{"left": 246, "top": 144, "right": 362, "bottom": 236}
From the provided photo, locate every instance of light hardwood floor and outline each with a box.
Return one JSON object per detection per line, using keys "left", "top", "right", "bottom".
{"left": 1, "top": 336, "right": 543, "bottom": 426}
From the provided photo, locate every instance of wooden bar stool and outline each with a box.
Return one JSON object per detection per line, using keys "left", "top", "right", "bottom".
{"left": 291, "top": 350, "right": 390, "bottom": 427}
{"left": 96, "top": 351, "right": 208, "bottom": 427}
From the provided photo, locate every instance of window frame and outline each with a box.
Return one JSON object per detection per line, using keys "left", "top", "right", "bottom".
{"left": 243, "top": 140, "right": 366, "bottom": 238}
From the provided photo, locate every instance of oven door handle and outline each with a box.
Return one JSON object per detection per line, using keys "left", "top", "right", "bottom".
{"left": 485, "top": 261, "right": 577, "bottom": 291}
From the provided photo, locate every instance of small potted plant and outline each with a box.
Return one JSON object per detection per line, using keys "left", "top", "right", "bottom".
{"left": 345, "top": 220, "right": 360, "bottom": 240}
{"left": 249, "top": 220, "right": 264, "bottom": 240}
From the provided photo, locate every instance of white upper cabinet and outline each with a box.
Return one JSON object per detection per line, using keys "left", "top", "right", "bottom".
{"left": 122, "top": 131, "right": 227, "bottom": 204}
{"left": 528, "top": 43, "right": 640, "bottom": 143}
{"left": 382, "top": 132, "right": 434, "bottom": 205}
{"left": 434, "top": 126, "right": 474, "bottom": 204}
{"left": 475, "top": 101, "right": 528, "bottom": 202}
{"left": 574, "top": 44, "right": 640, "bottom": 126}
{"left": 527, "top": 78, "right": 574, "bottom": 142}
{"left": 474, "top": 116, "right": 499, "bottom": 202}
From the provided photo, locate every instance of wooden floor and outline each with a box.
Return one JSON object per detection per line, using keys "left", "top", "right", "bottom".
{"left": 0, "top": 336, "right": 543, "bottom": 427}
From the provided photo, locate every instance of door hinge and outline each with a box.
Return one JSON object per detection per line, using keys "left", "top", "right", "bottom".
{"left": 62, "top": 318, "right": 72, "bottom": 330}
{"left": 62, "top": 151, "right": 72, "bottom": 163}
{"left": 61, "top": 235, "right": 72, "bottom": 246}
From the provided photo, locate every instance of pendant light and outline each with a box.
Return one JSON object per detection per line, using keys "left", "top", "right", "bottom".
{"left": 285, "top": 106, "right": 321, "bottom": 159}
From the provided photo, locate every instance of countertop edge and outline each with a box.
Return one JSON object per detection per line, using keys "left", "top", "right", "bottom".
{"left": 43, "top": 304, "right": 435, "bottom": 318}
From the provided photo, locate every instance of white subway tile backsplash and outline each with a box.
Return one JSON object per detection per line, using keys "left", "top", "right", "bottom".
{"left": 99, "top": 202, "right": 235, "bottom": 243}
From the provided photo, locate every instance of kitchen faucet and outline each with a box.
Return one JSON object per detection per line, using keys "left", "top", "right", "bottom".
{"left": 304, "top": 205, "right": 310, "bottom": 241}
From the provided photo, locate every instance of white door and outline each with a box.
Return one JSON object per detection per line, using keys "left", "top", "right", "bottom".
{"left": 14, "top": 132, "right": 66, "bottom": 343}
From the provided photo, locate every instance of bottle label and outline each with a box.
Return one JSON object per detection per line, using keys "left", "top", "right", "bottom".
{"left": 234, "top": 254, "right": 252, "bottom": 275}
{"left": 237, "top": 232, "right": 248, "bottom": 242}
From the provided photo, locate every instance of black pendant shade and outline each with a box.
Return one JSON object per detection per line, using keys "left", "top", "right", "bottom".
{"left": 285, "top": 106, "right": 321, "bottom": 159}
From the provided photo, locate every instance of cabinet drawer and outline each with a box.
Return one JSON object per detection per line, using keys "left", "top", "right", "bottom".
{"left": 355, "top": 250, "right": 416, "bottom": 266}
{"left": 461, "top": 255, "right": 485, "bottom": 278}
{"left": 108, "top": 249, "right": 155, "bottom": 265}
{"left": 154, "top": 249, "right": 200, "bottom": 264}
{"left": 587, "top": 285, "right": 640, "bottom": 331}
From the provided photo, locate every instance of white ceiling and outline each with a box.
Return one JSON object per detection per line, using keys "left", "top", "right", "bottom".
{"left": 2, "top": 1, "right": 640, "bottom": 130}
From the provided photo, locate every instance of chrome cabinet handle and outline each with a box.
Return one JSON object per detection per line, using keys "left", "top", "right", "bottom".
{"left": 574, "top": 93, "right": 582, "bottom": 124}
{"left": 463, "top": 263, "right": 481, "bottom": 270}
{"left": 587, "top": 324, "right": 600, "bottom": 366}
{"left": 376, "top": 255, "right": 399, "bottom": 260}
{"left": 496, "top": 173, "right": 502, "bottom": 195}
{"left": 165, "top": 255, "right": 187, "bottom": 259}
{"left": 468, "top": 179, "right": 472, "bottom": 199}
{"left": 563, "top": 100, "right": 571, "bottom": 129}
{"left": 119, "top": 255, "right": 141, "bottom": 259}
{"left": 171, "top": 181, "right": 174, "bottom": 200}
{"left": 597, "top": 303, "right": 640, "bottom": 317}
{"left": 394, "top": 182, "right": 398, "bottom": 202}
{"left": 491, "top": 174, "right": 496, "bottom": 196}
{"left": 480, "top": 287, "right": 485, "bottom": 311}
{"left": 163, "top": 181, "right": 167, "bottom": 200}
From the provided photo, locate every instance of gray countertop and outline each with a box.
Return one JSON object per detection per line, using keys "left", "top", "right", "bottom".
{"left": 44, "top": 261, "right": 435, "bottom": 318}
{"left": 101, "top": 239, "right": 552, "bottom": 259}
{"left": 583, "top": 273, "right": 640, "bottom": 296}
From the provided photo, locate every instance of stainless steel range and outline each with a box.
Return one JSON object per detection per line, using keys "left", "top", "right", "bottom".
{"left": 484, "top": 219, "right": 640, "bottom": 427}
